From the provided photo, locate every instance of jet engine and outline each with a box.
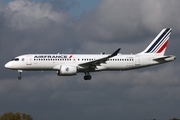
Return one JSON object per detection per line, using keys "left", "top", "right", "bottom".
{"left": 57, "top": 65, "right": 77, "bottom": 76}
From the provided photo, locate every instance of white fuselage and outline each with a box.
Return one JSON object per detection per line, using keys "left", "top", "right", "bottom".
{"left": 5, "top": 53, "right": 175, "bottom": 72}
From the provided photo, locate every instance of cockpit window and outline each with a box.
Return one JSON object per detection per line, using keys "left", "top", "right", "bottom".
{"left": 11, "top": 58, "right": 15, "bottom": 61}
{"left": 11, "top": 58, "right": 19, "bottom": 61}
{"left": 15, "top": 58, "right": 19, "bottom": 61}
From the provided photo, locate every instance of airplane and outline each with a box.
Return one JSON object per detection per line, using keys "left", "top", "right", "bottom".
{"left": 5, "top": 28, "right": 176, "bottom": 80}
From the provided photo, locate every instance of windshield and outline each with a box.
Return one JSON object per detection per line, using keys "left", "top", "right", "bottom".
{"left": 11, "top": 58, "right": 19, "bottom": 61}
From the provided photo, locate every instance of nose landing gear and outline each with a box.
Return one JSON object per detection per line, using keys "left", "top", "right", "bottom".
{"left": 18, "top": 70, "right": 23, "bottom": 80}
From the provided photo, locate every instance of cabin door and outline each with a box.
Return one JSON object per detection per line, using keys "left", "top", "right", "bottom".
{"left": 26, "top": 55, "right": 32, "bottom": 65}
{"left": 135, "top": 56, "right": 140, "bottom": 65}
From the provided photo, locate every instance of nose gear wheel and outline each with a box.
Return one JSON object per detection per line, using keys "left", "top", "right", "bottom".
{"left": 18, "top": 70, "right": 22, "bottom": 80}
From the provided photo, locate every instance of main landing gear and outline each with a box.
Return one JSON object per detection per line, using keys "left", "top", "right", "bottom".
{"left": 84, "top": 72, "right": 92, "bottom": 80}
{"left": 18, "top": 70, "right": 23, "bottom": 80}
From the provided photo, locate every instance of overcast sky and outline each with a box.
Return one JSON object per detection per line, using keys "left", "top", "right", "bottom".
{"left": 1, "top": 0, "right": 180, "bottom": 120}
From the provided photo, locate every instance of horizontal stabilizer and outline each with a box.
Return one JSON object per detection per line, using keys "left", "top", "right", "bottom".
{"left": 153, "top": 55, "right": 176, "bottom": 61}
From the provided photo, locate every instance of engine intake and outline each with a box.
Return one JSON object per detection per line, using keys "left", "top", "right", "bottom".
{"left": 57, "top": 65, "right": 77, "bottom": 76}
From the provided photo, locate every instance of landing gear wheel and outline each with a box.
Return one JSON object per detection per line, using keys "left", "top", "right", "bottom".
{"left": 87, "top": 75, "right": 91, "bottom": 80}
{"left": 84, "top": 75, "right": 91, "bottom": 80}
{"left": 18, "top": 76, "right": 22, "bottom": 80}
{"left": 84, "top": 72, "right": 92, "bottom": 80}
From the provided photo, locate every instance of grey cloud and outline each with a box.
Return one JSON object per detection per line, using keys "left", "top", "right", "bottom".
{"left": 1, "top": 63, "right": 180, "bottom": 120}
{"left": 75, "top": 0, "right": 144, "bottom": 43}
{"left": 0, "top": 0, "right": 78, "bottom": 56}
{"left": 5, "top": 0, "right": 69, "bottom": 30}
{"left": 76, "top": 0, "right": 180, "bottom": 44}
{"left": 141, "top": 0, "right": 180, "bottom": 32}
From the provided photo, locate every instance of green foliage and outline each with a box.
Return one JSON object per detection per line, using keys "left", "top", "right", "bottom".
{"left": 0, "top": 112, "right": 33, "bottom": 120}
{"left": 170, "top": 118, "right": 180, "bottom": 120}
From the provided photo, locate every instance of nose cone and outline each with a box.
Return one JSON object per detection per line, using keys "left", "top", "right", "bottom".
{"left": 5, "top": 62, "right": 12, "bottom": 69}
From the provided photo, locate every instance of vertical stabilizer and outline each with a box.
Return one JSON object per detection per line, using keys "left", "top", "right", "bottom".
{"left": 139, "top": 28, "right": 172, "bottom": 55}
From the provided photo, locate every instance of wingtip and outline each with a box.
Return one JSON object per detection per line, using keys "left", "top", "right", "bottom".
{"left": 117, "top": 48, "right": 121, "bottom": 53}
{"left": 111, "top": 48, "right": 121, "bottom": 57}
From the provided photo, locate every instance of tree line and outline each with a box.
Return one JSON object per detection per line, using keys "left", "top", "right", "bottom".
{"left": 0, "top": 112, "right": 33, "bottom": 120}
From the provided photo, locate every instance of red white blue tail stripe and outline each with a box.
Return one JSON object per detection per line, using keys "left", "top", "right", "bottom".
{"left": 143, "top": 28, "right": 172, "bottom": 54}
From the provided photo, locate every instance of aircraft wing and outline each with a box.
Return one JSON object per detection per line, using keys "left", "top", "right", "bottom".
{"left": 78, "top": 48, "right": 121, "bottom": 69}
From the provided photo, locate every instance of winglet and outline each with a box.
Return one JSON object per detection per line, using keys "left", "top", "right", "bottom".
{"left": 109, "top": 48, "right": 121, "bottom": 57}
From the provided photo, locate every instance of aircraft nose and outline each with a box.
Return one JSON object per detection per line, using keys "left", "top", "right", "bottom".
{"left": 5, "top": 62, "right": 12, "bottom": 69}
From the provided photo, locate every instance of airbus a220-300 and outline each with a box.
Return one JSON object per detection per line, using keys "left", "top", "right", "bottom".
{"left": 5, "top": 28, "right": 176, "bottom": 80}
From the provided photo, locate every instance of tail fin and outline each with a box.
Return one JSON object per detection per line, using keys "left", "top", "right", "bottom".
{"left": 139, "top": 28, "right": 172, "bottom": 55}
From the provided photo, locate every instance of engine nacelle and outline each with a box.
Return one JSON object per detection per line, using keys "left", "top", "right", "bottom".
{"left": 57, "top": 65, "right": 77, "bottom": 76}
